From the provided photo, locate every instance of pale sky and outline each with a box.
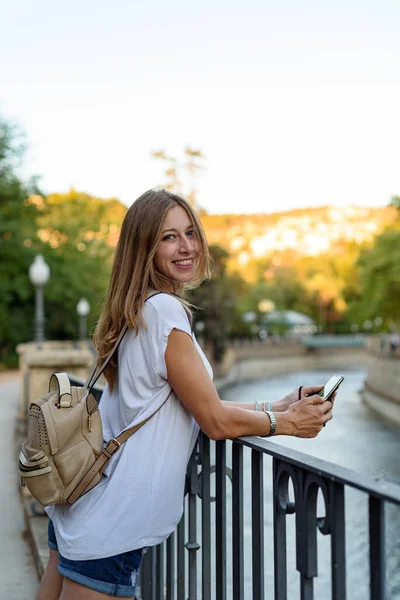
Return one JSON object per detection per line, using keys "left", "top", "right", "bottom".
{"left": 2, "top": 0, "right": 400, "bottom": 214}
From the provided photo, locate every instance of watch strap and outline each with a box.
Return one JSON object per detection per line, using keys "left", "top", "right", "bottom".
{"left": 265, "top": 410, "right": 276, "bottom": 436}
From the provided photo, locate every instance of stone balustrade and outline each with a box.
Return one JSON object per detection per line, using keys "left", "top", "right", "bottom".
{"left": 361, "top": 337, "right": 400, "bottom": 427}
{"left": 16, "top": 340, "right": 95, "bottom": 424}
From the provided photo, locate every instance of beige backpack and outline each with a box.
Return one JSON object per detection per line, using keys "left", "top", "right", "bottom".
{"left": 19, "top": 292, "right": 170, "bottom": 506}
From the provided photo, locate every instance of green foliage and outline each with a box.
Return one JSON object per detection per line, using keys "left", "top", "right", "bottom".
{"left": 35, "top": 191, "right": 126, "bottom": 340}
{"left": 351, "top": 226, "right": 400, "bottom": 326}
{"left": 0, "top": 114, "right": 129, "bottom": 365}
{"left": 189, "top": 245, "right": 248, "bottom": 361}
{"left": 0, "top": 117, "right": 42, "bottom": 364}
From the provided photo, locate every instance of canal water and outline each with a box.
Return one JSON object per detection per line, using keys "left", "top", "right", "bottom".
{"left": 217, "top": 368, "right": 400, "bottom": 599}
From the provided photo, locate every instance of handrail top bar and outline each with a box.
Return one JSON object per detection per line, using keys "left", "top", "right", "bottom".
{"left": 232, "top": 435, "right": 400, "bottom": 505}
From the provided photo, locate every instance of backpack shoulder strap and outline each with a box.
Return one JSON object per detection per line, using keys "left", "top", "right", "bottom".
{"left": 85, "top": 291, "right": 161, "bottom": 392}
{"left": 67, "top": 387, "right": 173, "bottom": 504}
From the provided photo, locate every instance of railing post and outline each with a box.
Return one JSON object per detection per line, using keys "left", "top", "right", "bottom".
{"left": 200, "top": 434, "right": 212, "bottom": 600}
{"left": 216, "top": 440, "right": 227, "bottom": 600}
{"left": 177, "top": 514, "right": 185, "bottom": 600}
{"left": 369, "top": 496, "right": 385, "bottom": 600}
{"left": 155, "top": 545, "right": 164, "bottom": 600}
{"left": 186, "top": 450, "right": 200, "bottom": 599}
{"left": 273, "top": 459, "right": 289, "bottom": 600}
{"left": 330, "top": 482, "right": 346, "bottom": 600}
{"left": 166, "top": 533, "right": 175, "bottom": 600}
{"left": 251, "top": 449, "right": 264, "bottom": 600}
{"left": 232, "top": 443, "right": 244, "bottom": 600}
{"left": 140, "top": 547, "right": 156, "bottom": 600}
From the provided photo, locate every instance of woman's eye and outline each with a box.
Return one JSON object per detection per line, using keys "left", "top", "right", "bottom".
{"left": 187, "top": 230, "right": 195, "bottom": 237}
{"left": 162, "top": 234, "right": 175, "bottom": 241}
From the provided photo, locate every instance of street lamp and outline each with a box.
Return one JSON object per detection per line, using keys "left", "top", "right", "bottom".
{"left": 258, "top": 299, "right": 275, "bottom": 314}
{"left": 363, "top": 320, "right": 373, "bottom": 332}
{"left": 195, "top": 321, "right": 205, "bottom": 334}
{"left": 76, "top": 298, "right": 90, "bottom": 340}
{"left": 29, "top": 255, "right": 50, "bottom": 347}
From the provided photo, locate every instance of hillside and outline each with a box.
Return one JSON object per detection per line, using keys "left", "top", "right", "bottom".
{"left": 201, "top": 205, "right": 395, "bottom": 267}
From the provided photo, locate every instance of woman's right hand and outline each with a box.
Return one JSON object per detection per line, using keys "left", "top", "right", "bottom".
{"left": 276, "top": 394, "right": 333, "bottom": 438}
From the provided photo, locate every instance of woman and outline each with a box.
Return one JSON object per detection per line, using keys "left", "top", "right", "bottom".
{"left": 38, "top": 189, "right": 333, "bottom": 600}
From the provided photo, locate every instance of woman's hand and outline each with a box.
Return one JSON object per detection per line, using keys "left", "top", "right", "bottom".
{"left": 276, "top": 394, "right": 333, "bottom": 438}
{"left": 277, "top": 385, "right": 330, "bottom": 412}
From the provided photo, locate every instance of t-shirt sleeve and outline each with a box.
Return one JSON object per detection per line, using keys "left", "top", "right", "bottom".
{"left": 142, "top": 295, "right": 193, "bottom": 381}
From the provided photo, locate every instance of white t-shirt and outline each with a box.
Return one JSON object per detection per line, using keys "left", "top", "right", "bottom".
{"left": 47, "top": 293, "right": 212, "bottom": 560}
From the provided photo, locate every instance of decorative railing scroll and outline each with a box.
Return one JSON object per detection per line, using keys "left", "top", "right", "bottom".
{"left": 138, "top": 434, "right": 400, "bottom": 600}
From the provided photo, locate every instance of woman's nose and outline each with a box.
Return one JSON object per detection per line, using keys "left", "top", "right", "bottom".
{"left": 179, "top": 235, "right": 194, "bottom": 252}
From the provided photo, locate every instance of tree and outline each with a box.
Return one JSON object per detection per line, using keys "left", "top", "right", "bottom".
{"left": 35, "top": 190, "right": 127, "bottom": 340}
{"left": 0, "top": 112, "right": 129, "bottom": 366}
{"left": 389, "top": 195, "right": 400, "bottom": 211}
{"left": 351, "top": 226, "right": 400, "bottom": 327}
{"left": 151, "top": 146, "right": 205, "bottom": 210}
{"left": 189, "top": 245, "right": 246, "bottom": 361}
{"left": 0, "top": 117, "right": 42, "bottom": 365}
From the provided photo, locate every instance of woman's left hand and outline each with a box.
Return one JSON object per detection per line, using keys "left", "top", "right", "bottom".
{"left": 277, "top": 385, "right": 326, "bottom": 412}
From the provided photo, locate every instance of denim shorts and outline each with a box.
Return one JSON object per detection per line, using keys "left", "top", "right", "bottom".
{"left": 48, "top": 519, "right": 145, "bottom": 598}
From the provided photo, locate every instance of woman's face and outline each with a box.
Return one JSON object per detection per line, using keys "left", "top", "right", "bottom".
{"left": 154, "top": 204, "right": 199, "bottom": 290}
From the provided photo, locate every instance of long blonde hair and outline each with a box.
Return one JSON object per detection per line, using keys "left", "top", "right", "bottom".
{"left": 93, "top": 189, "right": 211, "bottom": 388}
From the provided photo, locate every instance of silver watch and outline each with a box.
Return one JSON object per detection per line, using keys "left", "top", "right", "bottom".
{"left": 265, "top": 411, "right": 276, "bottom": 436}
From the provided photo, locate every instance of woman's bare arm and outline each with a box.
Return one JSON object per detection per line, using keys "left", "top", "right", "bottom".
{"left": 165, "top": 329, "right": 332, "bottom": 440}
{"left": 221, "top": 400, "right": 285, "bottom": 411}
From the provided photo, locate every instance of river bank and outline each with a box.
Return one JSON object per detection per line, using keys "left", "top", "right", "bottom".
{"left": 214, "top": 343, "right": 400, "bottom": 429}
{"left": 214, "top": 346, "right": 368, "bottom": 392}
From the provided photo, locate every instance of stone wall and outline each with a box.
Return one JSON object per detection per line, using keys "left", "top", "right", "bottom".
{"left": 16, "top": 341, "right": 95, "bottom": 422}
{"left": 360, "top": 338, "right": 400, "bottom": 427}
{"left": 214, "top": 345, "right": 368, "bottom": 391}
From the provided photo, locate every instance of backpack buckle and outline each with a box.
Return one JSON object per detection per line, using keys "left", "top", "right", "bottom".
{"left": 105, "top": 438, "right": 121, "bottom": 455}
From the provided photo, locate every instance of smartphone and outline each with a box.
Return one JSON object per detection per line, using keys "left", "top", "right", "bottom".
{"left": 318, "top": 375, "right": 344, "bottom": 401}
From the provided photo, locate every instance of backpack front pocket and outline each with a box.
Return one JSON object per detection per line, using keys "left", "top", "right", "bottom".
{"left": 19, "top": 444, "right": 52, "bottom": 477}
{"left": 19, "top": 443, "right": 62, "bottom": 504}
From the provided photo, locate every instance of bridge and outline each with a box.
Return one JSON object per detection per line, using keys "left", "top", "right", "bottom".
{"left": 300, "top": 334, "right": 365, "bottom": 350}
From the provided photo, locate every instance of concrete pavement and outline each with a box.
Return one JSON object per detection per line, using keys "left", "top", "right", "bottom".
{"left": 0, "top": 375, "right": 39, "bottom": 599}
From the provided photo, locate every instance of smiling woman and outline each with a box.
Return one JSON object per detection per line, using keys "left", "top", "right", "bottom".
{"left": 153, "top": 204, "right": 199, "bottom": 289}
{"left": 37, "top": 189, "right": 333, "bottom": 600}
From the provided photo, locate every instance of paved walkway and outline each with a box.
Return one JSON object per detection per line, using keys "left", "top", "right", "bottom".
{"left": 0, "top": 375, "right": 39, "bottom": 599}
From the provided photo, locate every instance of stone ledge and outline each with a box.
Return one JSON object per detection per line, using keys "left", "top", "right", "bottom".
{"left": 361, "top": 385, "right": 400, "bottom": 428}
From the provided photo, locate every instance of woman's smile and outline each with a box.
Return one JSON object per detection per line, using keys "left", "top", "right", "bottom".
{"left": 173, "top": 259, "right": 195, "bottom": 269}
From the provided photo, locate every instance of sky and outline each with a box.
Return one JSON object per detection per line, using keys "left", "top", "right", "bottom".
{"left": 2, "top": 0, "right": 400, "bottom": 214}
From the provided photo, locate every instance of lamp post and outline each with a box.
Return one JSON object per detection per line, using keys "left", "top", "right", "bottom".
{"left": 76, "top": 298, "right": 90, "bottom": 340}
{"left": 258, "top": 299, "right": 275, "bottom": 314}
{"left": 28, "top": 255, "right": 50, "bottom": 348}
{"left": 258, "top": 299, "right": 275, "bottom": 341}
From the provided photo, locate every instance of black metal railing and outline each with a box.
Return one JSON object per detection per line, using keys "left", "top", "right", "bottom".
{"left": 137, "top": 433, "right": 400, "bottom": 600}
{"left": 69, "top": 376, "right": 400, "bottom": 599}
